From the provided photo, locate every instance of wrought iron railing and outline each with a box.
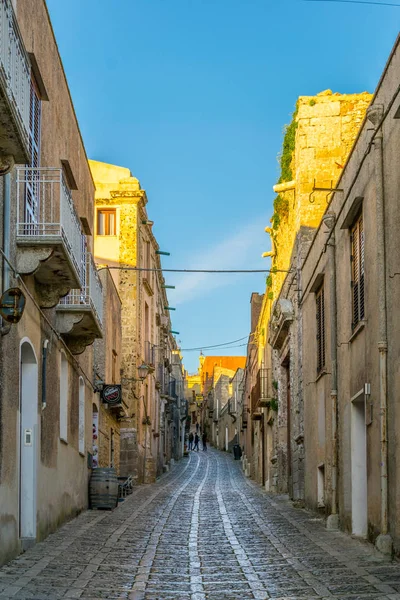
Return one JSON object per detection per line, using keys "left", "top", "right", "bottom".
{"left": 16, "top": 168, "right": 83, "bottom": 281}
{"left": 0, "top": 0, "right": 30, "bottom": 144}
{"left": 59, "top": 248, "right": 103, "bottom": 327}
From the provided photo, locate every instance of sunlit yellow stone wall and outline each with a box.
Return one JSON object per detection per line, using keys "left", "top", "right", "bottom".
{"left": 258, "top": 89, "right": 372, "bottom": 357}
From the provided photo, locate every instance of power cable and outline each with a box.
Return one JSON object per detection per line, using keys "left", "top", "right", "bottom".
{"left": 303, "top": 0, "right": 400, "bottom": 5}
{"left": 180, "top": 334, "right": 253, "bottom": 351}
{"left": 183, "top": 342, "right": 248, "bottom": 352}
{"left": 97, "top": 265, "right": 291, "bottom": 274}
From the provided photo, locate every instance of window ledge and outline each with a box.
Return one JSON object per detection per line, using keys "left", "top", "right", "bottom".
{"left": 60, "top": 437, "right": 68, "bottom": 445}
{"left": 350, "top": 320, "right": 366, "bottom": 343}
{"left": 79, "top": 451, "right": 85, "bottom": 457}
{"left": 316, "top": 368, "right": 328, "bottom": 383}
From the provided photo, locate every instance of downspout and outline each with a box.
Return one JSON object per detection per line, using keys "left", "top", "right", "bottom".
{"left": 324, "top": 212, "right": 339, "bottom": 530}
{"left": 1, "top": 174, "right": 11, "bottom": 336}
{"left": 41, "top": 340, "right": 49, "bottom": 409}
{"left": 367, "top": 105, "right": 392, "bottom": 555}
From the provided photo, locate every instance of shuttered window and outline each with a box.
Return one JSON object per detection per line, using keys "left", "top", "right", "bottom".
{"left": 25, "top": 78, "right": 42, "bottom": 227}
{"left": 351, "top": 215, "right": 365, "bottom": 329}
{"left": 316, "top": 285, "right": 325, "bottom": 374}
{"left": 97, "top": 209, "right": 116, "bottom": 235}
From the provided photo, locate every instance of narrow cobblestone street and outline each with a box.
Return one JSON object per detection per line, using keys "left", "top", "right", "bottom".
{"left": 1, "top": 450, "right": 400, "bottom": 600}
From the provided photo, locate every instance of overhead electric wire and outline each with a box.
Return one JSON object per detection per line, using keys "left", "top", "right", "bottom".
{"left": 97, "top": 265, "right": 291, "bottom": 274}
{"left": 303, "top": 0, "right": 400, "bottom": 6}
{"left": 182, "top": 342, "right": 248, "bottom": 352}
{"left": 180, "top": 333, "right": 254, "bottom": 352}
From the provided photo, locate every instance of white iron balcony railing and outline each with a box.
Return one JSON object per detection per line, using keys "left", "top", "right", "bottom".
{"left": 0, "top": 0, "right": 30, "bottom": 152}
{"left": 16, "top": 167, "right": 83, "bottom": 281}
{"left": 59, "top": 249, "right": 103, "bottom": 327}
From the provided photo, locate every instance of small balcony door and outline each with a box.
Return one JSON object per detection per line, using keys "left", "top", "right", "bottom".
{"left": 24, "top": 78, "right": 41, "bottom": 230}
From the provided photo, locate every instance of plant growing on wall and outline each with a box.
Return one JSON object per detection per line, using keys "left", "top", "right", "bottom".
{"left": 271, "top": 104, "right": 298, "bottom": 231}
{"left": 270, "top": 398, "right": 278, "bottom": 412}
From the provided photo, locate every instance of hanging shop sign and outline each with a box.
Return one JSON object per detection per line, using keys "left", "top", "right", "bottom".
{"left": 101, "top": 384, "right": 122, "bottom": 406}
{"left": 0, "top": 287, "right": 26, "bottom": 323}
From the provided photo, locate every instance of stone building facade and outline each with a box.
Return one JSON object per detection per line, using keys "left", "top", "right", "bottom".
{"left": 0, "top": 0, "right": 103, "bottom": 565}
{"left": 243, "top": 89, "right": 372, "bottom": 495}
{"left": 200, "top": 357, "right": 246, "bottom": 447}
{"left": 93, "top": 269, "right": 122, "bottom": 473}
{"left": 218, "top": 368, "right": 244, "bottom": 452}
{"left": 90, "top": 160, "right": 177, "bottom": 483}
{"left": 244, "top": 36, "right": 400, "bottom": 557}
{"left": 299, "top": 36, "right": 400, "bottom": 554}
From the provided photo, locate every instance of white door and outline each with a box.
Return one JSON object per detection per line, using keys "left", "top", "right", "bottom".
{"left": 20, "top": 342, "right": 38, "bottom": 540}
{"left": 351, "top": 395, "right": 367, "bottom": 537}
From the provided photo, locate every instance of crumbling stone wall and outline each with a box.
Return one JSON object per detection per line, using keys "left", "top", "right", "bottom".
{"left": 266, "top": 90, "right": 371, "bottom": 303}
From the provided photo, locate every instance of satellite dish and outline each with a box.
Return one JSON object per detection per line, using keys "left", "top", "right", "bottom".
{"left": 0, "top": 288, "right": 26, "bottom": 324}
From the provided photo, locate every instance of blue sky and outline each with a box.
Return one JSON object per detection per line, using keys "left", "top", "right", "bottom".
{"left": 47, "top": 0, "right": 399, "bottom": 373}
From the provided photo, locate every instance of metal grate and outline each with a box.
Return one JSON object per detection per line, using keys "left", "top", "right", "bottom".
{"left": 59, "top": 245, "right": 103, "bottom": 327}
{"left": 16, "top": 167, "right": 83, "bottom": 281}
{"left": 351, "top": 215, "right": 365, "bottom": 329}
{"left": 316, "top": 285, "right": 325, "bottom": 373}
{"left": 0, "top": 0, "right": 30, "bottom": 141}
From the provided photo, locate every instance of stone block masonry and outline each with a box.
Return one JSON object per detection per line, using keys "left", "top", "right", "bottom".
{"left": 268, "top": 89, "right": 372, "bottom": 302}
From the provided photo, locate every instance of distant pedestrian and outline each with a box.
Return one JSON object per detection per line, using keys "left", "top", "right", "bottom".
{"left": 196, "top": 422, "right": 199, "bottom": 433}
{"left": 202, "top": 433, "right": 207, "bottom": 452}
{"left": 188, "top": 432, "right": 194, "bottom": 451}
{"left": 194, "top": 433, "right": 199, "bottom": 451}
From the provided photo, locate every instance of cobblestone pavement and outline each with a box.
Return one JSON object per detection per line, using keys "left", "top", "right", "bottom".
{"left": 2, "top": 450, "right": 400, "bottom": 600}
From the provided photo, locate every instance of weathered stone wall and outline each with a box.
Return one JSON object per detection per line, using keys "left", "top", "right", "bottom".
{"left": 299, "top": 39, "right": 400, "bottom": 552}
{"left": 267, "top": 90, "right": 371, "bottom": 303}
{"left": 253, "top": 89, "right": 371, "bottom": 500}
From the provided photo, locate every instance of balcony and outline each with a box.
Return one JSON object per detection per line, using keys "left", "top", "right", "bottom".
{"left": 56, "top": 249, "right": 103, "bottom": 354}
{"left": 144, "top": 341, "right": 155, "bottom": 372}
{"left": 16, "top": 168, "right": 83, "bottom": 307}
{"left": 0, "top": 0, "right": 30, "bottom": 169}
{"left": 258, "top": 368, "right": 272, "bottom": 407}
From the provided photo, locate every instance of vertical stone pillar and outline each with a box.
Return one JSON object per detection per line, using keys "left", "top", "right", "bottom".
{"left": 119, "top": 427, "right": 137, "bottom": 479}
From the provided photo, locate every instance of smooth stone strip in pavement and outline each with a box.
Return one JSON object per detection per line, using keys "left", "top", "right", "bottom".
{"left": 2, "top": 450, "right": 400, "bottom": 599}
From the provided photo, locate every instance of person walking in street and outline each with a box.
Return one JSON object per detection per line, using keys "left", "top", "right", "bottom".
{"left": 188, "top": 432, "right": 194, "bottom": 451}
{"left": 202, "top": 432, "right": 207, "bottom": 451}
{"left": 196, "top": 422, "right": 199, "bottom": 434}
{"left": 194, "top": 433, "right": 199, "bottom": 451}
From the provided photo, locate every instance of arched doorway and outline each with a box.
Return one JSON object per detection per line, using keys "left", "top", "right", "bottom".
{"left": 20, "top": 340, "right": 38, "bottom": 542}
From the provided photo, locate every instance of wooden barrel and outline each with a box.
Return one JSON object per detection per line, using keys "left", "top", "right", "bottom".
{"left": 89, "top": 468, "right": 118, "bottom": 509}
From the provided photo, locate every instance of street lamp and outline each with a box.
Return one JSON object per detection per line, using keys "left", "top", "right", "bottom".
{"left": 137, "top": 363, "right": 149, "bottom": 381}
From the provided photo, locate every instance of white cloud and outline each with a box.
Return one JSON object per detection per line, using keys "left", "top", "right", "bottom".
{"left": 168, "top": 218, "right": 269, "bottom": 306}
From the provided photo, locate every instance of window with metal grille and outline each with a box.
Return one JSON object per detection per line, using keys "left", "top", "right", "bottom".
{"left": 25, "top": 77, "right": 42, "bottom": 227}
{"left": 316, "top": 285, "right": 326, "bottom": 373}
{"left": 351, "top": 215, "right": 365, "bottom": 329}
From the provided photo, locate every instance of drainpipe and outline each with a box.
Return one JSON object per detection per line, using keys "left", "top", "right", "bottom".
{"left": 41, "top": 340, "right": 49, "bottom": 409}
{"left": 324, "top": 212, "right": 339, "bottom": 531}
{"left": 1, "top": 174, "right": 11, "bottom": 336}
{"left": 367, "top": 105, "right": 392, "bottom": 555}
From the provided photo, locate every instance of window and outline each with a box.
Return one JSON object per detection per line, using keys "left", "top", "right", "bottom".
{"left": 112, "top": 350, "right": 117, "bottom": 384}
{"left": 60, "top": 353, "right": 68, "bottom": 442}
{"left": 97, "top": 209, "right": 116, "bottom": 235}
{"left": 145, "top": 240, "right": 151, "bottom": 270}
{"left": 25, "top": 77, "right": 42, "bottom": 226}
{"left": 316, "top": 285, "right": 325, "bottom": 374}
{"left": 79, "top": 377, "right": 85, "bottom": 455}
{"left": 351, "top": 215, "right": 365, "bottom": 328}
